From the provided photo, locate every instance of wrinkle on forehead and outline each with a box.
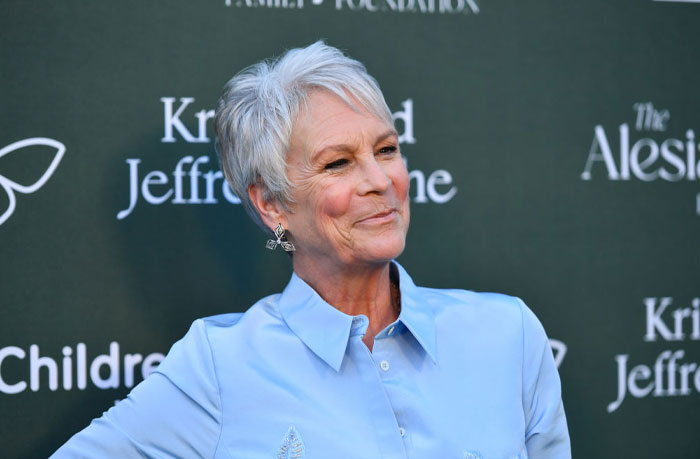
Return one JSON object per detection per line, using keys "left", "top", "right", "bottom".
{"left": 292, "top": 89, "right": 385, "bottom": 144}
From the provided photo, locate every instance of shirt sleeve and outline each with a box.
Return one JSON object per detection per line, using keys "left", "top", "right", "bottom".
{"left": 50, "top": 319, "right": 222, "bottom": 459}
{"left": 517, "top": 298, "right": 571, "bottom": 459}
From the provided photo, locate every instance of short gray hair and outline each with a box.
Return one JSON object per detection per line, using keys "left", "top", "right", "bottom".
{"left": 214, "top": 41, "right": 393, "bottom": 232}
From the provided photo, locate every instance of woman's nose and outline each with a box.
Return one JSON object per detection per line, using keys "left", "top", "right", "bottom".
{"left": 357, "top": 155, "right": 392, "bottom": 195}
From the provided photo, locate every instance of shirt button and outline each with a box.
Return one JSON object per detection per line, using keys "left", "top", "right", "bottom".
{"left": 380, "top": 360, "right": 390, "bottom": 371}
{"left": 387, "top": 325, "right": 395, "bottom": 336}
{"left": 399, "top": 427, "right": 406, "bottom": 437}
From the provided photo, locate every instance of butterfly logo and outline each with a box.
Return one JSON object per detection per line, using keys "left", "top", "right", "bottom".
{"left": 0, "top": 137, "right": 66, "bottom": 226}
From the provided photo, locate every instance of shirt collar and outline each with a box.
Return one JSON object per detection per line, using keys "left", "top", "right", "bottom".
{"left": 277, "top": 261, "right": 437, "bottom": 372}
{"left": 393, "top": 262, "right": 438, "bottom": 364}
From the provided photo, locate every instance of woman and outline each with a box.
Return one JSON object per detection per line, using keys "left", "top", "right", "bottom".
{"left": 53, "top": 42, "right": 570, "bottom": 458}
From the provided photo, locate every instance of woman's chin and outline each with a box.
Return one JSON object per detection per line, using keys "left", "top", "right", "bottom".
{"left": 352, "top": 237, "right": 406, "bottom": 266}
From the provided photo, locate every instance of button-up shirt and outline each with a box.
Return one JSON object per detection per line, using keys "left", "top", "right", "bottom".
{"left": 52, "top": 262, "right": 570, "bottom": 458}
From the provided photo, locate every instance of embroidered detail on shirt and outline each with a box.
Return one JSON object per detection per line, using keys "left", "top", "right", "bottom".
{"left": 507, "top": 445, "right": 529, "bottom": 459}
{"left": 277, "top": 426, "right": 305, "bottom": 459}
{"left": 464, "top": 450, "right": 525, "bottom": 458}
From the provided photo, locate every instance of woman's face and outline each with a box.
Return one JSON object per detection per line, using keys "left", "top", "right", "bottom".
{"left": 282, "top": 90, "right": 410, "bottom": 272}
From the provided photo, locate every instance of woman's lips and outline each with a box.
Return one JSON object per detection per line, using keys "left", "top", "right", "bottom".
{"left": 357, "top": 209, "right": 397, "bottom": 224}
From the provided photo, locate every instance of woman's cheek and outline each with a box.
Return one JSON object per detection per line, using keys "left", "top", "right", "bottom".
{"left": 392, "top": 162, "right": 410, "bottom": 202}
{"left": 319, "top": 183, "right": 354, "bottom": 218}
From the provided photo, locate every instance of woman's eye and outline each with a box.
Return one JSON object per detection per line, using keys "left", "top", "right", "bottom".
{"left": 324, "top": 159, "right": 349, "bottom": 170}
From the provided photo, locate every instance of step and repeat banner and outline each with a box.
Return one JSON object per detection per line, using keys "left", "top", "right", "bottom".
{"left": 2, "top": 1, "right": 699, "bottom": 457}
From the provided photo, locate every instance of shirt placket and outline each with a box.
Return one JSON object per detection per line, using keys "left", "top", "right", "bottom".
{"left": 348, "top": 318, "right": 407, "bottom": 459}
{"left": 373, "top": 323, "right": 411, "bottom": 449}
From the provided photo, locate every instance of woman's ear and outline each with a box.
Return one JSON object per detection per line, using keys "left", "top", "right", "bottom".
{"left": 247, "top": 184, "right": 288, "bottom": 231}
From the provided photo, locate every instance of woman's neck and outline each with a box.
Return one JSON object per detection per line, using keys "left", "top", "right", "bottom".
{"left": 293, "top": 259, "right": 399, "bottom": 351}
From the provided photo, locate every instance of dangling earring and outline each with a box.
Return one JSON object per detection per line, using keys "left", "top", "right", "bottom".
{"left": 266, "top": 223, "right": 295, "bottom": 252}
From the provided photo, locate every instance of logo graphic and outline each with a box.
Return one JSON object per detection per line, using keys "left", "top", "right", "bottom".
{"left": 549, "top": 339, "right": 567, "bottom": 369}
{"left": 607, "top": 297, "right": 700, "bottom": 413}
{"left": 225, "top": 0, "right": 479, "bottom": 14}
{"left": 580, "top": 102, "right": 700, "bottom": 215}
{"left": 0, "top": 137, "right": 66, "bottom": 226}
{"left": 0, "top": 341, "right": 164, "bottom": 394}
{"left": 277, "top": 426, "right": 305, "bottom": 459}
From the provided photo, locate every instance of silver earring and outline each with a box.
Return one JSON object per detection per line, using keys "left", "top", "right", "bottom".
{"left": 266, "top": 223, "right": 295, "bottom": 252}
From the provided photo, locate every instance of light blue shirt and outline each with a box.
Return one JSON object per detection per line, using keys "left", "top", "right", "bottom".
{"left": 52, "top": 262, "right": 570, "bottom": 458}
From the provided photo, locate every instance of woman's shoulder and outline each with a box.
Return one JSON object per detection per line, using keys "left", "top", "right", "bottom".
{"left": 414, "top": 284, "right": 524, "bottom": 318}
{"left": 183, "top": 293, "right": 286, "bottom": 342}
{"left": 411, "top": 284, "right": 548, "bottom": 340}
{"left": 399, "top": 264, "right": 530, "bottom": 327}
{"left": 143, "top": 293, "right": 287, "bottom": 406}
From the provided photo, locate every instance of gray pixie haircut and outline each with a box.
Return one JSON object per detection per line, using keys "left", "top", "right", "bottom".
{"left": 214, "top": 41, "right": 393, "bottom": 232}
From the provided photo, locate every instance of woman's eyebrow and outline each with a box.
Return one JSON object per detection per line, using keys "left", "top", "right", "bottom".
{"left": 374, "top": 129, "right": 399, "bottom": 145}
{"left": 312, "top": 129, "right": 399, "bottom": 163}
{"left": 311, "top": 143, "right": 354, "bottom": 164}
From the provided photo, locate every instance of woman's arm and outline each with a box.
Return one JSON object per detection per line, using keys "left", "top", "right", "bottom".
{"left": 518, "top": 298, "right": 572, "bottom": 458}
{"left": 50, "top": 320, "right": 223, "bottom": 459}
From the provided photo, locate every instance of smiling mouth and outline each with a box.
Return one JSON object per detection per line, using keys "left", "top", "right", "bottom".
{"left": 357, "top": 209, "right": 397, "bottom": 224}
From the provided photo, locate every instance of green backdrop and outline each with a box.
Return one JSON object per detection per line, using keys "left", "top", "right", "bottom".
{"left": 2, "top": 1, "right": 699, "bottom": 457}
